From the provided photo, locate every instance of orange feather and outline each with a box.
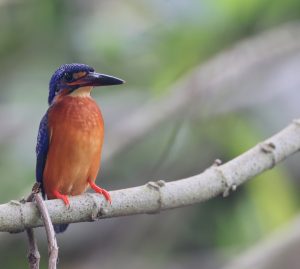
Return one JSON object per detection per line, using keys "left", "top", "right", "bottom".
{"left": 43, "top": 95, "right": 104, "bottom": 199}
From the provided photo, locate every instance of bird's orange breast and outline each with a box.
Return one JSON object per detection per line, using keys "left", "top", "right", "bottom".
{"left": 43, "top": 95, "right": 104, "bottom": 199}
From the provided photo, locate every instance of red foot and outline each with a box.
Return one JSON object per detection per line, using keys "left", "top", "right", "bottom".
{"left": 88, "top": 179, "right": 112, "bottom": 203}
{"left": 53, "top": 190, "right": 70, "bottom": 207}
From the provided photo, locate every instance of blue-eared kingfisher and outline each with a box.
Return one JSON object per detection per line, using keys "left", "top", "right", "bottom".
{"left": 35, "top": 63, "right": 124, "bottom": 233}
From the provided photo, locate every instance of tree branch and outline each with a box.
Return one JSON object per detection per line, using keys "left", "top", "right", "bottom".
{"left": 25, "top": 190, "right": 40, "bottom": 269}
{"left": 26, "top": 224, "right": 40, "bottom": 269}
{"left": 34, "top": 193, "right": 58, "bottom": 269}
{"left": 0, "top": 119, "right": 300, "bottom": 233}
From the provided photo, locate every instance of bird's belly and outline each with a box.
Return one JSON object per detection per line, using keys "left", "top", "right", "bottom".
{"left": 43, "top": 97, "right": 104, "bottom": 198}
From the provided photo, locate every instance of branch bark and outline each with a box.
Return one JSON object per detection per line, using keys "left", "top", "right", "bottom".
{"left": 25, "top": 191, "right": 40, "bottom": 269}
{"left": 34, "top": 194, "right": 58, "bottom": 269}
{"left": 0, "top": 119, "right": 300, "bottom": 233}
{"left": 26, "top": 225, "right": 40, "bottom": 269}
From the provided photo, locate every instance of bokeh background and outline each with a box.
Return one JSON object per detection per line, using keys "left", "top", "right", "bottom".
{"left": 1, "top": 0, "right": 300, "bottom": 268}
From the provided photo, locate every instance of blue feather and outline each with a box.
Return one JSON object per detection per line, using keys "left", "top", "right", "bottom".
{"left": 36, "top": 63, "right": 96, "bottom": 234}
{"left": 35, "top": 112, "right": 70, "bottom": 234}
{"left": 35, "top": 112, "right": 49, "bottom": 198}
{"left": 48, "top": 63, "right": 94, "bottom": 105}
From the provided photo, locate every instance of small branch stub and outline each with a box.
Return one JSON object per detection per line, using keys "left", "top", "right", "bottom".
{"left": 260, "top": 141, "right": 277, "bottom": 168}
{"left": 146, "top": 180, "right": 166, "bottom": 214}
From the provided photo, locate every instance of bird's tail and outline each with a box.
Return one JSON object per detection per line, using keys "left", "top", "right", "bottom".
{"left": 54, "top": 224, "right": 69, "bottom": 233}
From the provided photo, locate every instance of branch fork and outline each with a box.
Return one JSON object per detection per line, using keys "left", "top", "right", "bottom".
{"left": 25, "top": 184, "right": 58, "bottom": 269}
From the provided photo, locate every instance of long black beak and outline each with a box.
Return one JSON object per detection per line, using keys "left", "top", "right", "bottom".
{"left": 72, "top": 72, "right": 125, "bottom": 87}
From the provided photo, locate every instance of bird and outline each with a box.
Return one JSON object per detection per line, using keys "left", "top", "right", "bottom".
{"left": 35, "top": 63, "right": 124, "bottom": 233}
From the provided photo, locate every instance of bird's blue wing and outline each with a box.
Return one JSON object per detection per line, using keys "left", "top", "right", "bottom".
{"left": 36, "top": 112, "right": 49, "bottom": 198}
{"left": 35, "top": 112, "right": 69, "bottom": 233}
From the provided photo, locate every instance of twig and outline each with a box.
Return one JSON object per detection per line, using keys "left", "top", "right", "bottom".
{"left": 25, "top": 184, "right": 41, "bottom": 269}
{"left": 34, "top": 193, "right": 58, "bottom": 269}
{"left": 25, "top": 183, "right": 58, "bottom": 269}
{"left": 0, "top": 118, "right": 299, "bottom": 232}
{"left": 26, "top": 228, "right": 40, "bottom": 269}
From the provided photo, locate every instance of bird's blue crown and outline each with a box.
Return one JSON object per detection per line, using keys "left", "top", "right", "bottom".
{"left": 48, "top": 63, "right": 94, "bottom": 105}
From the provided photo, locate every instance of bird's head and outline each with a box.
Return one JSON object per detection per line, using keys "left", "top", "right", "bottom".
{"left": 48, "top": 63, "right": 124, "bottom": 105}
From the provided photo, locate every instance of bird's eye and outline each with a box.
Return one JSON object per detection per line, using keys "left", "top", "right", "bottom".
{"left": 63, "top": 72, "right": 73, "bottom": 82}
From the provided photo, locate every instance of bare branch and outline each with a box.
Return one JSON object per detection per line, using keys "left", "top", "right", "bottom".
{"left": 25, "top": 190, "right": 40, "bottom": 269}
{"left": 26, "top": 227, "right": 40, "bottom": 269}
{"left": 0, "top": 119, "right": 299, "bottom": 232}
{"left": 34, "top": 194, "right": 58, "bottom": 269}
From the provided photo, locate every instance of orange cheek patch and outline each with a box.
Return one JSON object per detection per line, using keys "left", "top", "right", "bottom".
{"left": 73, "top": 72, "right": 87, "bottom": 80}
{"left": 54, "top": 89, "right": 70, "bottom": 102}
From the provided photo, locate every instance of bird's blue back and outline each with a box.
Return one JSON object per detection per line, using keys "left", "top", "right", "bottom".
{"left": 35, "top": 112, "right": 49, "bottom": 198}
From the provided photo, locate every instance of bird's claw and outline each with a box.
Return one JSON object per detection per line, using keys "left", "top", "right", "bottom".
{"left": 53, "top": 190, "right": 70, "bottom": 207}
{"left": 88, "top": 179, "right": 112, "bottom": 203}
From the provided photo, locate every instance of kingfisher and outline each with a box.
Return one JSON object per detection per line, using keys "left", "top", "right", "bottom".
{"left": 35, "top": 63, "right": 124, "bottom": 233}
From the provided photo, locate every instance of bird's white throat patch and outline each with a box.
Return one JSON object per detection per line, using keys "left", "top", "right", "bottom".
{"left": 70, "top": 86, "right": 93, "bottom": 97}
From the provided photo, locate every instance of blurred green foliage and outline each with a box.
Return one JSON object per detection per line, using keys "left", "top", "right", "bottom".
{"left": 0, "top": 0, "right": 300, "bottom": 268}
